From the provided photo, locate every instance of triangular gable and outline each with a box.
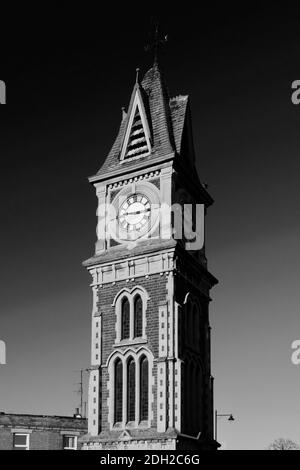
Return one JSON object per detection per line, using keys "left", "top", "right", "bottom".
{"left": 91, "top": 64, "right": 177, "bottom": 179}
{"left": 120, "top": 86, "right": 151, "bottom": 162}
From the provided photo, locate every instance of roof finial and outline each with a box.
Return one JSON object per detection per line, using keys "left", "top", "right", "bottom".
{"left": 145, "top": 20, "right": 168, "bottom": 65}
{"left": 121, "top": 106, "right": 127, "bottom": 120}
{"left": 135, "top": 67, "right": 140, "bottom": 84}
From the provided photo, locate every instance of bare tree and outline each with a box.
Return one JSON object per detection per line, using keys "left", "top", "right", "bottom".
{"left": 268, "top": 438, "right": 300, "bottom": 450}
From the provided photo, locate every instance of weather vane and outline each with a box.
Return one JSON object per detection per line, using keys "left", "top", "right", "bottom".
{"left": 145, "top": 21, "right": 168, "bottom": 64}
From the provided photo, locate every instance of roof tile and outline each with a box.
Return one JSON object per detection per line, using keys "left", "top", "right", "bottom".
{"left": 93, "top": 63, "right": 190, "bottom": 179}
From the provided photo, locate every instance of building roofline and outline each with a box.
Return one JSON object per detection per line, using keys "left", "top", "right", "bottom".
{"left": 0, "top": 412, "right": 86, "bottom": 420}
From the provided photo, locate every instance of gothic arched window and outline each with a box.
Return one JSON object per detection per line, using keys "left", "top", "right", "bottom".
{"left": 192, "top": 362, "right": 198, "bottom": 431}
{"left": 184, "top": 361, "right": 189, "bottom": 429}
{"left": 140, "top": 356, "right": 149, "bottom": 421}
{"left": 127, "top": 357, "right": 136, "bottom": 422}
{"left": 121, "top": 297, "right": 130, "bottom": 340}
{"left": 190, "top": 361, "right": 195, "bottom": 432}
{"left": 134, "top": 295, "right": 143, "bottom": 338}
{"left": 186, "top": 300, "right": 192, "bottom": 345}
{"left": 193, "top": 304, "right": 198, "bottom": 347}
{"left": 114, "top": 359, "right": 123, "bottom": 423}
{"left": 197, "top": 365, "right": 203, "bottom": 431}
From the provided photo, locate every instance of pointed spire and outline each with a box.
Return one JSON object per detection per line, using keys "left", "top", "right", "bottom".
{"left": 121, "top": 106, "right": 127, "bottom": 120}
{"left": 93, "top": 42, "right": 185, "bottom": 178}
{"left": 141, "top": 61, "right": 175, "bottom": 156}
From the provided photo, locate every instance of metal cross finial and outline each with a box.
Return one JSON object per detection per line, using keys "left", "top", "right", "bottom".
{"left": 145, "top": 21, "right": 168, "bottom": 64}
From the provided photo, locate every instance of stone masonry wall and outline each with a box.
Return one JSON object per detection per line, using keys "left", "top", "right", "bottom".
{"left": 97, "top": 273, "right": 168, "bottom": 432}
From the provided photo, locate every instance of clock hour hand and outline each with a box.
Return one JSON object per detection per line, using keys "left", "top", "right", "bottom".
{"left": 117, "top": 208, "right": 150, "bottom": 219}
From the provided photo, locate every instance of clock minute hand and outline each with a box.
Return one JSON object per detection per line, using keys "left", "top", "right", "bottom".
{"left": 123, "top": 208, "right": 151, "bottom": 217}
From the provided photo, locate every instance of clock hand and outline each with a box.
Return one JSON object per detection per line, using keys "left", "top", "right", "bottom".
{"left": 117, "top": 208, "right": 151, "bottom": 219}
{"left": 125, "top": 208, "right": 151, "bottom": 216}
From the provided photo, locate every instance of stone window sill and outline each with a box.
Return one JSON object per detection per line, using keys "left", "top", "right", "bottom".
{"left": 114, "top": 338, "right": 147, "bottom": 348}
{"left": 112, "top": 420, "right": 150, "bottom": 431}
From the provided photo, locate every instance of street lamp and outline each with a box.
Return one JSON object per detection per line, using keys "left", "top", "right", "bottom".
{"left": 214, "top": 410, "right": 235, "bottom": 441}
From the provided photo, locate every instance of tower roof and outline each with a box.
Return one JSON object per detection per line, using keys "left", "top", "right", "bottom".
{"left": 90, "top": 62, "right": 192, "bottom": 181}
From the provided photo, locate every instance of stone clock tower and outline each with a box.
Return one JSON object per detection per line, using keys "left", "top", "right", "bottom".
{"left": 81, "top": 57, "right": 218, "bottom": 450}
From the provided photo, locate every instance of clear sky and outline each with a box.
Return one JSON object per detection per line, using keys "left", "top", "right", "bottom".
{"left": 1, "top": 4, "right": 300, "bottom": 449}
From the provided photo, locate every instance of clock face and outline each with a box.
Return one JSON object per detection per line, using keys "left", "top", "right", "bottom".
{"left": 118, "top": 194, "right": 151, "bottom": 234}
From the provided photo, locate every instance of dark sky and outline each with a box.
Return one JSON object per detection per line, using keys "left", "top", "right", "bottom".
{"left": 1, "top": 4, "right": 300, "bottom": 449}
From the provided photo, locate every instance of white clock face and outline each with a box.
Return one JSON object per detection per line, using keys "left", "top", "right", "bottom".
{"left": 118, "top": 194, "right": 151, "bottom": 234}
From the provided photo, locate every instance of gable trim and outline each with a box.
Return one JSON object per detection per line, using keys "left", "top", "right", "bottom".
{"left": 120, "top": 86, "right": 151, "bottom": 163}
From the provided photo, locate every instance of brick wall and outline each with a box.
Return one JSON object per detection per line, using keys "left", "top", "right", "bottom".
{"left": 0, "top": 428, "right": 12, "bottom": 449}
{"left": 0, "top": 414, "right": 87, "bottom": 450}
{"left": 97, "top": 273, "right": 168, "bottom": 432}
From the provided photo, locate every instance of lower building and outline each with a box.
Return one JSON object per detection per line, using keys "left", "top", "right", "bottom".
{"left": 0, "top": 413, "right": 87, "bottom": 450}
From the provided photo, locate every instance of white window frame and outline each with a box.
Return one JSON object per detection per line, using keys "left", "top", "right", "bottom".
{"left": 13, "top": 433, "right": 30, "bottom": 450}
{"left": 113, "top": 286, "right": 149, "bottom": 344}
{"left": 183, "top": 293, "right": 201, "bottom": 351}
{"left": 106, "top": 347, "right": 153, "bottom": 430}
{"left": 120, "top": 87, "right": 152, "bottom": 162}
{"left": 63, "top": 435, "right": 78, "bottom": 450}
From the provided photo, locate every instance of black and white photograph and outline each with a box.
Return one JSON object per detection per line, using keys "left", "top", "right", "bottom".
{"left": 1, "top": 4, "right": 300, "bottom": 456}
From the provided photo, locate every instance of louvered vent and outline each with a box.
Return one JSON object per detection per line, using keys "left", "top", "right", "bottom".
{"left": 125, "top": 108, "right": 150, "bottom": 159}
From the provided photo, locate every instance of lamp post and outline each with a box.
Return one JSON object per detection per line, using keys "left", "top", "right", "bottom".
{"left": 214, "top": 410, "right": 235, "bottom": 442}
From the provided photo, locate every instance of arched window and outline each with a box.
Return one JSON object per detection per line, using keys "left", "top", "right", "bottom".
{"left": 186, "top": 300, "right": 192, "bottom": 345}
{"left": 121, "top": 297, "right": 130, "bottom": 340}
{"left": 127, "top": 358, "right": 136, "bottom": 422}
{"left": 197, "top": 365, "right": 203, "bottom": 431}
{"left": 193, "top": 304, "right": 198, "bottom": 347}
{"left": 140, "top": 356, "right": 149, "bottom": 421}
{"left": 134, "top": 295, "right": 143, "bottom": 338}
{"left": 184, "top": 361, "right": 189, "bottom": 429}
{"left": 190, "top": 361, "right": 195, "bottom": 432}
{"left": 192, "top": 362, "right": 198, "bottom": 432}
{"left": 114, "top": 359, "right": 123, "bottom": 423}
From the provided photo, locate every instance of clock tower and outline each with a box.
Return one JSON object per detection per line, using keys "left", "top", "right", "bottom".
{"left": 81, "top": 57, "right": 218, "bottom": 450}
